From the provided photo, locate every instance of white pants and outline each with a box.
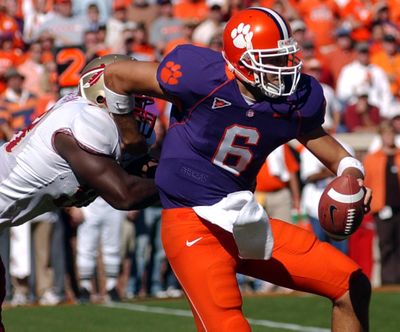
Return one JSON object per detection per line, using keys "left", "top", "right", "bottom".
{"left": 77, "top": 198, "right": 126, "bottom": 280}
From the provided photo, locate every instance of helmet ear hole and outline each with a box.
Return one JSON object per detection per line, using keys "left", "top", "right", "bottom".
{"left": 79, "top": 54, "right": 134, "bottom": 107}
{"left": 96, "top": 95, "right": 105, "bottom": 104}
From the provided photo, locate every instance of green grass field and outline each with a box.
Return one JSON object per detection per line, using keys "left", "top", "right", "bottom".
{"left": 3, "top": 290, "right": 400, "bottom": 332}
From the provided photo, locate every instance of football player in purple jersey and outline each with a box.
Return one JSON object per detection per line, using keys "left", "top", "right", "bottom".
{"left": 104, "top": 7, "right": 372, "bottom": 332}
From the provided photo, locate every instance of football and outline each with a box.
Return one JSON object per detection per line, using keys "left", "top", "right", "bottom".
{"left": 318, "top": 175, "right": 365, "bottom": 241}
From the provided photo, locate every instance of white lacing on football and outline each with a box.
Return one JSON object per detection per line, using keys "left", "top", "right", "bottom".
{"left": 345, "top": 208, "right": 356, "bottom": 234}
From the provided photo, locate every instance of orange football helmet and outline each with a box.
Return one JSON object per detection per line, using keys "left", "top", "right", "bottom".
{"left": 223, "top": 7, "right": 302, "bottom": 97}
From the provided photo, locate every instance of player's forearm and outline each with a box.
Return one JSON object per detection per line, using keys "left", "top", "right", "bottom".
{"left": 100, "top": 176, "right": 159, "bottom": 210}
{"left": 76, "top": 171, "right": 159, "bottom": 210}
{"left": 104, "top": 60, "right": 165, "bottom": 99}
{"left": 124, "top": 177, "right": 160, "bottom": 210}
{"left": 128, "top": 178, "right": 160, "bottom": 209}
{"left": 298, "top": 127, "right": 352, "bottom": 175}
{"left": 319, "top": 148, "right": 352, "bottom": 176}
{"left": 54, "top": 133, "right": 159, "bottom": 209}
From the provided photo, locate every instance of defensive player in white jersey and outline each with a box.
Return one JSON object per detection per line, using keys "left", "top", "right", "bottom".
{"left": 0, "top": 55, "right": 159, "bottom": 331}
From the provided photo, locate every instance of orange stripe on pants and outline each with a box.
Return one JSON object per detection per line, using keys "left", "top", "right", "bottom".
{"left": 161, "top": 208, "right": 361, "bottom": 332}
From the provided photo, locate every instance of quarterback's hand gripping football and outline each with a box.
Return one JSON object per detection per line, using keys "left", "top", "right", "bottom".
{"left": 356, "top": 178, "right": 372, "bottom": 214}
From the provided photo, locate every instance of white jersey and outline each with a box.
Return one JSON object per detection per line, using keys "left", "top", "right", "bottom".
{"left": 0, "top": 92, "right": 121, "bottom": 230}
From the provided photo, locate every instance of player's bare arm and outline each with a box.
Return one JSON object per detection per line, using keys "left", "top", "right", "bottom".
{"left": 298, "top": 126, "right": 353, "bottom": 174}
{"left": 104, "top": 61, "right": 170, "bottom": 101}
{"left": 54, "top": 132, "right": 159, "bottom": 210}
{"left": 298, "top": 125, "right": 372, "bottom": 210}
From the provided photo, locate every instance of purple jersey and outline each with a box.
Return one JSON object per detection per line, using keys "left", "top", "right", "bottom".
{"left": 155, "top": 45, "right": 325, "bottom": 208}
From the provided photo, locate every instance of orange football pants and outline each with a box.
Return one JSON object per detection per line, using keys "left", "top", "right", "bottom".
{"left": 161, "top": 207, "right": 361, "bottom": 332}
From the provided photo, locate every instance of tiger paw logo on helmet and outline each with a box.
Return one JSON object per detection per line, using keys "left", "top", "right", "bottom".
{"left": 231, "top": 23, "right": 253, "bottom": 49}
{"left": 160, "top": 61, "right": 182, "bottom": 85}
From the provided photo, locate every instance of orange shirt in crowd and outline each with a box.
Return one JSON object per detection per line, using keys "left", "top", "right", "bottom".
{"left": 41, "top": 50, "right": 55, "bottom": 64}
{"left": 369, "top": 40, "right": 384, "bottom": 57}
{"left": 364, "top": 150, "right": 400, "bottom": 213}
{"left": 256, "top": 144, "right": 299, "bottom": 192}
{"left": 173, "top": 0, "right": 208, "bottom": 23}
{"left": 0, "top": 11, "right": 23, "bottom": 49}
{"left": 131, "top": 44, "right": 156, "bottom": 61}
{"left": 340, "top": 0, "right": 373, "bottom": 42}
{"left": 340, "top": 0, "right": 373, "bottom": 26}
{"left": 0, "top": 49, "right": 23, "bottom": 72}
{"left": 297, "top": 0, "right": 340, "bottom": 48}
{"left": 388, "top": 0, "right": 400, "bottom": 25}
{"left": 371, "top": 50, "right": 400, "bottom": 97}
{"left": 34, "top": 92, "right": 57, "bottom": 118}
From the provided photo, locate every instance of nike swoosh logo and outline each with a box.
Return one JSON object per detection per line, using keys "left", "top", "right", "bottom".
{"left": 186, "top": 237, "right": 203, "bottom": 247}
{"left": 329, "top": 205, "right": 337, "bottom": 229}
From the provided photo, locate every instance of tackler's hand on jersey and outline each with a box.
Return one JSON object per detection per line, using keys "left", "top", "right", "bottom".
{"left": 121, "top": 153, "right": 158, "bottom": 179}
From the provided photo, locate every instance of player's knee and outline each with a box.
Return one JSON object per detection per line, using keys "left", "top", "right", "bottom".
{"left": 207, "top": 263, "right": 242, "bottom": 309}
{"left": 349, "top": 271, "right": 371, "bottom": 305}
{"left": 196, "top": 263, "right": 247, "bottom": 331}
{"left": 336, "top": 271, "right": 371, "bottom": 309}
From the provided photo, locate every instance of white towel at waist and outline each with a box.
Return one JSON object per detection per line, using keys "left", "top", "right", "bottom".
{"left": 193, "top": 191, "right": 274, "bottom": 260}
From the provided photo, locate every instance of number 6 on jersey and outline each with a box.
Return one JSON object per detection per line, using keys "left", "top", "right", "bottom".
{"left": 212, "top": 125, "right": 260, "bottom": 175}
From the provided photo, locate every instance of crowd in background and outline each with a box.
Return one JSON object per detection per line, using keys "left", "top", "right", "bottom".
{"left": 0, "top": 0, "right": 399, "bottom": 306}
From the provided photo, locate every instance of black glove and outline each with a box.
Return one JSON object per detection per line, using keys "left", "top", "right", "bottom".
{"left": 122, "top": 153, "right": 158, "bottom": 178}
